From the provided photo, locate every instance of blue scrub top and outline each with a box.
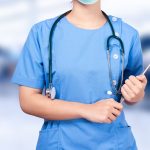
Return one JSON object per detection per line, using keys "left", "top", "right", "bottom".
{"left": 11, "top": 13, "right": 143, "bottom": 150}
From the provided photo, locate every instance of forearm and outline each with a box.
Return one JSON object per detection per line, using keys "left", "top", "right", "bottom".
{"left": 20, "top": 93, "right": 86, "bottom": 120}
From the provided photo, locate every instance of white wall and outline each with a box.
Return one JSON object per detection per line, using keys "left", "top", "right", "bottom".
{"left": 0, "top": 0, "right": 149, "bottom": 53}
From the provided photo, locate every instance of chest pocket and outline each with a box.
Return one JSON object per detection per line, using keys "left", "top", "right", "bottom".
{"left": 109, "top": 42, "right": 122, "bottom": 90}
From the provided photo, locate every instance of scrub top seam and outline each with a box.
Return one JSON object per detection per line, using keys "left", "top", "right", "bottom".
{"left": 114, "top": 123, "right": 119, "bottom": 150}
{"left": 57, "top": 120, "right": 63, "bottom": 150}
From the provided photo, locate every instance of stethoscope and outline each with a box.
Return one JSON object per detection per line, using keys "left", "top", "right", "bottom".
{"left": 46, "top": 9, "right": 125, "bottom": 102}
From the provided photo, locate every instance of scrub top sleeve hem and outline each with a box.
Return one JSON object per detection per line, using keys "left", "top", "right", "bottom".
{"left": 11, "top": 24, "right": 45, "bottom": 90}
{"left": 11, "top": 75, "right": 44, "bottom": 90}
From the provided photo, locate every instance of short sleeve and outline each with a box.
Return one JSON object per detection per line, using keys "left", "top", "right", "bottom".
{"left": 123, "top": 30, "right": 144, "bottom": 82}
{"left": 11, "top": 25, "right": 45, "bottom": 89}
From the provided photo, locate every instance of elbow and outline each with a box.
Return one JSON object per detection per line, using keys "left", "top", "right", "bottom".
{"left": 19, "top": 96, "right": 31, "bottom": 114}
{"left": 20, "top": 102, "right": 28, "bottom": 114}
{"left": 18, "top": 86, "right": 42, "bottom": 115}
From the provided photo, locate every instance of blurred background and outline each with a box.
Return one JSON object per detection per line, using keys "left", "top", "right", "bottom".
{"left": 0, "top": 0, "right": 150, "bottom": 149}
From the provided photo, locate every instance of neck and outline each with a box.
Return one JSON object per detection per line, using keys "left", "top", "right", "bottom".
{"left": 70, "top": 0, "right": 103, "bottom": 23}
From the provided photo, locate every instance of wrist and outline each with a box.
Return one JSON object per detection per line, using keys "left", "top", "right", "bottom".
{"left": 77, "top": 103, "right": 90, "bottom": 119}
{"left": 124, "top": 99, "right": 137, "bottom": 105}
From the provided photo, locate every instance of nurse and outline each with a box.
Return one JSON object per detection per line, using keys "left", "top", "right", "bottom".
{"left": 11, "top": 0, "right": 147, "bottom": 149}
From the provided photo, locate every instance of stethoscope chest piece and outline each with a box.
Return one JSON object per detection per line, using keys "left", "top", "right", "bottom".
{"left": 46, "top": 86, "right": 56, "bottom": 100}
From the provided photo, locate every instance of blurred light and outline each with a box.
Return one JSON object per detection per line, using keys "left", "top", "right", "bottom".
{"left": 0, "top": 2, "right": 29, "bottom": 20}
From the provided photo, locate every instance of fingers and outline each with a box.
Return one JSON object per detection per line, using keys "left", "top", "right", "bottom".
{"left": 111, "top": 100, "right": 123, "bottom": 111}
{"left": 128, "top": 75, "right": 147, "bottom": 89}
{"left": 125, "top": 77, "right": 143, "bottom": 94}
{"left": 112, "top": 108, "right": 121, "bottom": 117}
{"left": 129, "top": 75, "right": 142, "bottom": 87}
{"left": 125, "top": 77, "right": 142, "bottom": 90}
{"left": 136, "top": 75, "right": 147, "bottom": 82}
{"left": 106, "top": 99, "right": 123, "bottom": 123}
{"left": 136, "top": 75, "right": 147, "bottom": 87}
{"left": 121, "top": 75, "right": 147, "bottom": 103}
{"left": 108, "top": 113, "right": 117, "bottom": 121}
{"left": 106, "top": 108, "right": 121, "bottom": 123}
{"left": 121, "top": 86, "right": 131, "bottom": 100}
{"left": 122, "top": 84, "right": 136, "bottom": 98}
{"left": 106, "top": 118, "right": 112, "bottom": 123}
{"left": 99, "top": 99, "right": 123, "bottom": 124}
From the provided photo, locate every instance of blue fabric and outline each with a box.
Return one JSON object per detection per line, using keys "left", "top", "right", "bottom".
{"left": 11, "top": 14, "right": 143, "bottom": 150}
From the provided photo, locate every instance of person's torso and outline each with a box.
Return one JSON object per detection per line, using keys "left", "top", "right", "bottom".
{"left": 35, "top": 14, "right": 137, "bottom": 150}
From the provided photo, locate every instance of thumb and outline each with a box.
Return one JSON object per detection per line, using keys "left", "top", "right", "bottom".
{"left": 136, "top": 75, "right": 147, "bottom": 83}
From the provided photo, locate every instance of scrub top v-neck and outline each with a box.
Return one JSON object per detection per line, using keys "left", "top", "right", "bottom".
{"left": 11, "top": 13, "right": 143, "bottom": 150}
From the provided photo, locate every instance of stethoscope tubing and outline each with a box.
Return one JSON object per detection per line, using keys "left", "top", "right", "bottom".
{"left": 47, "top": 9, "right": 125, "bottom": 102}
